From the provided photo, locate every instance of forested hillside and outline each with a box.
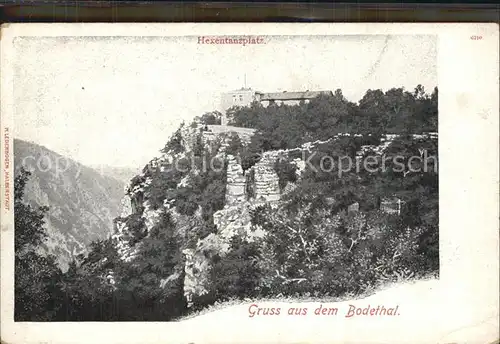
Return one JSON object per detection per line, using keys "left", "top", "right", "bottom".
{"left": 13, "top": 139, "right": 124, "bottom": 270}
{"left": 14, "top": 85, "right": 438, "bottom": 321}
{"left": 227, "top": 86, "right": 437, "bottom": 148}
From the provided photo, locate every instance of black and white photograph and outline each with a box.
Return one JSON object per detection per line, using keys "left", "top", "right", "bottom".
{"left": 1, "top": 23, "right": 498, "bottom": 344}
{"left": 9, "top": 33, "right": 439, "bottom": 321}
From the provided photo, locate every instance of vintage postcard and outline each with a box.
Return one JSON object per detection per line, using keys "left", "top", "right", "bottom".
{"left": 1, "top": 23, "right": 498, "bottom": 344}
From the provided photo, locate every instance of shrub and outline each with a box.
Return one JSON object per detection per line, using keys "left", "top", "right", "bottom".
{"left": 225, "top": 133, "right": 243, "bottom": 157}
{"left": 199, "top": 111, "right": 222, "bottom": 125}
{"left": 252, "top": 204, "right": 432, "bottom": 298}
{"left": 245, "top": 168, "right": 255, "bottom": 200}
{"left": 274, "top": 157, "right": 297, "bottom": 191}
{"left": 210, "top": 236, "right": 262, "bottom": 300}
{"left": 161, "top": 127, "right": 184, "bottom": 154}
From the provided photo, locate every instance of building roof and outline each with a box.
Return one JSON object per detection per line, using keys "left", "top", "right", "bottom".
{"left": 223, "top": 88, "right": 254, "bottom": 94}
{"left": 258, "top": 90, "right": 333, "bottom": 101}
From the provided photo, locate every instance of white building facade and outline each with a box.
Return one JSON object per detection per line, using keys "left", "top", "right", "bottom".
{"left": 220, "top": 88, "right": 333, "bottom": 126}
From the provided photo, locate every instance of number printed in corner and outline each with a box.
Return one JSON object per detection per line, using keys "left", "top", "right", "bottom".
{"left": 470, "top": 35, "right": 483, "bottom": 40}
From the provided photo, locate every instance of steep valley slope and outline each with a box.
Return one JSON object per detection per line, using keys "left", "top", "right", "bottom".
{"left": 14, "top": 139, "right": 125, "bottom": 270}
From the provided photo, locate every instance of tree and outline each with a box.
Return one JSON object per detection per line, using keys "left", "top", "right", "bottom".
{"left": 274, "top": 157, "right": 297, "bottom": 191}
{"left": 198, "top": 111, "right": 222, "bottom": 125}
{"left": 14, "top": 168, "right": 63, "bottom": 321}
{"left": 210, "top": 236, "right": 262, "bottom": 300}
{"left": 252, "top": 200, "right": 431, "bottom": 298}
{"left": 225, "top": 133, "right": 243, "bottom": 157}
{"left": 161, "top": 126, "right": 184, "bottom": 154}
{"left": 113, "top": 211, "right": 186, "bottom": 320}
{"left": 58, "top": 238, "right": 119, "bottom": 320}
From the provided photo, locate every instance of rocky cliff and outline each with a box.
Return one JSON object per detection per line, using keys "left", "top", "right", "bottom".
{"left": 110, "top": 121, "right": 438, "bottom": 306}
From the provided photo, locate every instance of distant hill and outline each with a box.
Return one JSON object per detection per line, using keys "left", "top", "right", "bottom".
{"left": 13, "top": 139, "right": 125, "bottom": 271}
{"left": 89, "top": 164, "right": 139, "bottom": 185}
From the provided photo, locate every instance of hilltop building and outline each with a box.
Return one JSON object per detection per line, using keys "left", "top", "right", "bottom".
{"left": 220, "top": 88, "right": 333, "bottom": 125}
{"left": 220, "top": 88, "right": 257, "bottom": 125}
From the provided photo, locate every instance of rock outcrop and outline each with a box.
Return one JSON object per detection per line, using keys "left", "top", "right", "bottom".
{"left": 111, "top": 123, "right": 438, "bottom": 306}
{"left": 206, "top": 125, "right": 256, "bottom": 145}
{"left": 183, "top": 200, "right": 267, "bottom": 306}
{"left": 111, "top": 123, "right": 206, "bottom": 264}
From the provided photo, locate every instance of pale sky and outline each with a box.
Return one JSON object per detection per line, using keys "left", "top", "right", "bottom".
{"left": 14, "top": 35, "right": 436, "bottom": 168}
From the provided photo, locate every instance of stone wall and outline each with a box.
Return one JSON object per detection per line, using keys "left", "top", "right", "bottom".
{"left": 206, "top": 125, "right": 256, "bottom": 145}
{"left": 252, "top": 151, "right": 282, "bottom": 203}
{"left": 204, "top": 124, "right": 282, "bottom": 205}
{"left": 225, "top": 155, "right": 247, "bottom": 204}
{"left": 222, "top": 132, "right": 438, "bottom": 207}
{"left": 224, "top": 152, "right": 282, "bottom": 205}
